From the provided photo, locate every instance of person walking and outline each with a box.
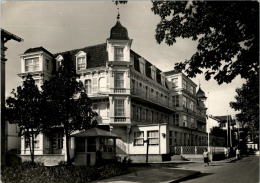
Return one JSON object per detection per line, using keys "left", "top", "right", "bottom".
{"left": 236, "top": 148, "right": 240, "bottom": 160}
{"left": 203, "top": 148, "right": 210, "bottom": 166}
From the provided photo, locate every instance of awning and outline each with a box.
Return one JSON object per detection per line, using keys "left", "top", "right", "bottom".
{"left": 72, "top": 128, "right": 119, "bottom": 138}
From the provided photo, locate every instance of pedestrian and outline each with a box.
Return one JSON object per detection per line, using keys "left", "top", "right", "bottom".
{"left": 236, "top": 148, "right": 240, "bottom": 160}
{"left": 203, "top": 148, "right": 209, "bottom": 166}
{"left": 224, "top": 147, "right": 228, "bottom": 159}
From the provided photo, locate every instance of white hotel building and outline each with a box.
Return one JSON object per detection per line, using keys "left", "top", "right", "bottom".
{"left": 18, "top": 16, "right": 208, "bottom": 164}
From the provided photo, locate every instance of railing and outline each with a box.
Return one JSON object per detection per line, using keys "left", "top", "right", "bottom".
{"left": 114, "top": 88, "right": 127, "bottom": 93}
{"left": 171, "top": 146, "right": 226, "bottom": 155}
{"left": 110, "top": 117, "right": 130, "bottom": 123}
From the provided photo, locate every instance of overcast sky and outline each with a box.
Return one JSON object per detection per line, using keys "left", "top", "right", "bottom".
{"left": 2, "top": 1, "right": 244, "bottom": 116}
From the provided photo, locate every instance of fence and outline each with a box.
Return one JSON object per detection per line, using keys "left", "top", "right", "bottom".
{"left": 171, "top": 146, "right": 225, "bottom": 155}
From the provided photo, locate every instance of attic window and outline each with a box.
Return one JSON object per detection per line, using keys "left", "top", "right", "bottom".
{"left": 161, "top": 73, "right": 165, "bottom": 86}
{"left": 76, "top": 51, "right": 87, "bottom": 70}
{"left": 150, "top": 65, "right": 156, "bottom": 80}
{"left": 55, "top": 55, "right": 64, "bottom": 70}
{"left": 139, "top": 57, "right": 146, "bottom": 74}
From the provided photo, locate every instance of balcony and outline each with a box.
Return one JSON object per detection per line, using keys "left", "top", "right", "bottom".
{"left": 109, "top": 88, "right": 131, "bottom": 95}
{"left": 110, "top": 117, "right": 131, "bottom": 125}
{"left": 131, "top": 89, "right": 172, "bottom": 111}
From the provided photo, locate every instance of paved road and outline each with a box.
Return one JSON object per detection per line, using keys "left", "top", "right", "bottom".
{"left": 178, "top": 155, "right": 259, "bottom": 183}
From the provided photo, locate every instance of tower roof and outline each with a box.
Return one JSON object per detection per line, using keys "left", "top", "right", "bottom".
{"left": 196, "top": 86, "right": 206, "bottom": 99}
{"left": 109, "top": 14, "right": 129, "bottom": 40}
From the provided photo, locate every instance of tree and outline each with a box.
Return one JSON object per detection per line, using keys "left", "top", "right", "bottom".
{"left": 41, "top": 58, "right": 97, "bottom": 165}
{"left": 6, "top": 75, "right": 43, "bottom": 163}
{"left": 151, "top": 1, "right": 259, "bottom": 84}
{"left": 230, "top": 74, "right": 259, "bottom": 138}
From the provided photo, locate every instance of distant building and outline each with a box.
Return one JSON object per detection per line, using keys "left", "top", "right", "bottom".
{"left": 17, "top": 16, "right": 208, "bottom": 164}
{"left": 1, "top": 29, "right": 22, "bottom": 165}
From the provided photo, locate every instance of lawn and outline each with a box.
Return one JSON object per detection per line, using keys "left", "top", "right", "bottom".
{"left": 1, "top": 161, "right": 128, "bottom": 183}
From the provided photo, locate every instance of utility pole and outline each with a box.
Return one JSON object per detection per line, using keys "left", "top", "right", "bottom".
{"left": 226, "top": 112, "right": 229, "bottom": 147}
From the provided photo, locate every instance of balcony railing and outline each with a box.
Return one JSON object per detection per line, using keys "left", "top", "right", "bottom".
{"left": 111, "top": 88, "right": 130, "bottom": 94}
{"left": 110, "top": 117, "right": 130, "bottom": 124}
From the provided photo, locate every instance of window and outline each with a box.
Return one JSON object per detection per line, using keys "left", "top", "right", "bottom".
{"left": 100, "top": 138, "right": 114, "bottom": 152}
{"left": 183, "top": 80, "right": 187, "bottom": 90}
{"left": 25, "top": 57, "right": 39, "bottom": 72}
{"left": 139, "top": 62, "right": 145, "bottom": 74}
{"left": 46, "top": 59, "right": 50, "bottom": 70}
{"left": 87, "top": 137, "right": 96, "bottom": 152}
{"left": 85, "top": 79, "right": 91, "bottom": 94}
{"left": 169, "top": 131, "right": 173, "bottom": 146}
{"left": 115, "top": 99, "right": 125, "bottom": 116}
{"left": 143, "top": 108, "right": 146, "bottom": 121}
{"left": 173, "top": 114, "right": 180, "bottom": 125}
{"left": 77, "top": 57, "right": 86, "bottom": 70}
{"left": 172, "top": 78, "right": 178, "bottom": 88}
{"left": 99, "top": 77, "right": 106, "bottom": 92}
{"left": 115, "top": 73, "right": 124, "bottom": 88}
{"left": 114, "top": 47, "right": 124, "bottom": 61}
{"left": 148, "top": 131, "right": 159, "bottom": 145}
{"left": 172, "top": 95, "right": 179, "bottom": 107}
{"left": 183, "top": 115, "right": 187, "bottom": 127}
{"left": 190, "top": 101, "right": 194, "bottom": 111}
{"left": 190, "top": 86, "right": 194, "bottom": 94}
{"left": 132, "top": 79, "right": 136, "bottom": 93}
{"left": 137, "top": 107, "right": 141, "bottom": 121}
{"left": 183, "top": 96, "right": 187, "bottom": 108}
{"left": 134, "top": 131, "right": 144, "bottom": 146}
{"left": 76, "top": 138, "right": 85, "bottom": 152}
{"left": 146, "top": 109, "right": 149, "bottom": 121}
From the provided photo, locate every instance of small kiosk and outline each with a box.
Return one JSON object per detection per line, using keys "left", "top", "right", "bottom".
{"left": 72, "top": 128, "right": 119, "bottom": 166}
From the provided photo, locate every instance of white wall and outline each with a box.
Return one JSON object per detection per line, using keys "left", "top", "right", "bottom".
{"left": 128, "top": 124, "right": 167, "bottom": 155}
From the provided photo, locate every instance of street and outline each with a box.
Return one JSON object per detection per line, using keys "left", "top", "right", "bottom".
{"left": 179, "top": 155, "right": 259, "bottom": 183}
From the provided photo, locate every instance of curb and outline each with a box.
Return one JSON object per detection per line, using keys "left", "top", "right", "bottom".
{"left": 169, "top": 171, "right": 201, "bottom": 183}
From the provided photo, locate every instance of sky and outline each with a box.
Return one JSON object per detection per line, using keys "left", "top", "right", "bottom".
{"left": 1, "top": 1, "right": 245, "bottom": 116}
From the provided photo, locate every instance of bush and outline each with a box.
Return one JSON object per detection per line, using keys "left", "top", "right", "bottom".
{"left": 1, "top": 162, "right": 128, "bottom": 183}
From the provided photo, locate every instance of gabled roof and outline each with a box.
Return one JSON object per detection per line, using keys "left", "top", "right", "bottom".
{"left": 24, "top": 46, "right": 53, "bottom": 56}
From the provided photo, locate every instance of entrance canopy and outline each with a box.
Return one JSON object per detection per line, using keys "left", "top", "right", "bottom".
{"left": 72, "top": 128, "right": 119, "bottom": 139}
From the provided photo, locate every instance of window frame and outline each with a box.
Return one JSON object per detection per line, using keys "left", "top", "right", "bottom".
{"left": 147, "top": 130, "right": 159, "bottom": 145}
{"left": 114, "top": 46, "right": 124, "bottom": 61}
{"left": 134, "top": 131, "right": 144, "bottom": 146}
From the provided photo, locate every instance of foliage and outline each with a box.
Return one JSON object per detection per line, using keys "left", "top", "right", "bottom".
{"left": 151, "top": 1, "right": 259, "bottom": 84}
{"left": 230, "top": 74, "right": 259, "bottom": 129}
{"left": 41, "top": 59, "right": 97, "bottom": 164}
{"left": 1, "top": 162, "right": 128, "bottom": 183}
{"left": 6, "top": 75, "right": 43, "bottom": 163}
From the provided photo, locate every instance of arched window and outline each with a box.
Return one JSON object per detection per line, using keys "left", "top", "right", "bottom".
{"left": 85, "top": 79, "right": 91, "bottom": 94}
{"left": 99, "top": 77, "right": 106, "bottom": 92}
{"left": 55, "top": 55, "right": 63, "bottom": 71}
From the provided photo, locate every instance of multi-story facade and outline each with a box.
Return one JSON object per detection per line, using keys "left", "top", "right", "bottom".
{"left": 18, "top": 16, "right": 208, "bottom": 164}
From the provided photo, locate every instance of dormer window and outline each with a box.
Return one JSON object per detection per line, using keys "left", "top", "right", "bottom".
{"left": 75, "top": 51, "right": 87, "bottom": 70}
{"left": 25, "top": 57, "right": 39, "bottom": 72}
{"left": 55, "top": 55, "right": 64, "bottom": 71}
{"left": 161, "top": 72, "right": 165, "bottom": 86}
{"left": 114, "top": 47, "right": 124, "bottom": 61}
{"left": 139, "top": 57, "right": 145, "bottom": 74}
{"left": 150, "top": 65, "right": 156, "bottom": 80}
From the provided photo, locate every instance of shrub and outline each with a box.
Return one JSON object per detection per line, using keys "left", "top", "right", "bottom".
{"left": 1, "top": 162, "right": 128, "bottom": 183}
